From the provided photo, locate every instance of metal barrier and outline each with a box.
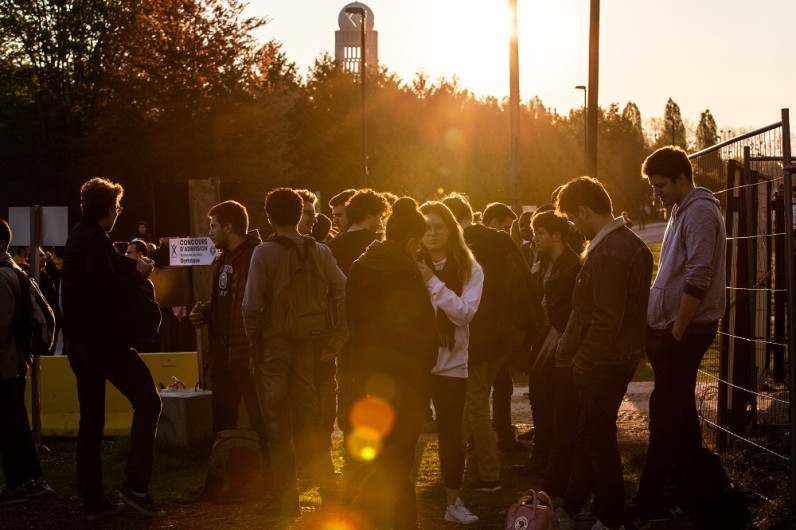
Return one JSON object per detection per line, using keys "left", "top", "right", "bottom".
{"left": 688, "top": 109, "right": 794, "bottom": 507}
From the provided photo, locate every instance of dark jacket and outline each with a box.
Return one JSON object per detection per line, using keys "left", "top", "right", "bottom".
{"left": 346, "top": 240, "right": 439, "bottom": 396}
{"left": 557, "top": 221, "right": 652, "bottom": 370}
{"left": 463, "top": 224, "right": 541, "bottom": 364}
{"left": 531, "top": 245, "right": 580, "bottom": 334}
{"left": 209, "top": 231, "right": 262, "bottom": 370}
{"left": 62, "top": 219, "right": 141, "bottom": 345}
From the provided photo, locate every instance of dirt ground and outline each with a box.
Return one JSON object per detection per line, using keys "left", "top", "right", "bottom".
{"left": 3, "top": 382, "right": 671, "bottom": 530}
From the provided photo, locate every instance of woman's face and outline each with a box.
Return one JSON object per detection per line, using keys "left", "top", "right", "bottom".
{"left": 423, "top": 212, "right": 450, "bottom": 253}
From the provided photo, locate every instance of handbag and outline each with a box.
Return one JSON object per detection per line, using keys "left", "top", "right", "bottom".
{"left": 505, "top": 489, "right": 559, "bottom": 530}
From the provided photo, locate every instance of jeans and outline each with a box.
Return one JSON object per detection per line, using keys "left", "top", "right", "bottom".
{"left": 528, "top": 329, "right": 560, "bottom": 466}
{"left": 563, "top": 360, "right": 638, "bottom": 527}
{"left": 211, "top": 361, "right": 271, "bottom": 489}
{"left": 344, "top": 384, "right": 425, "bottom": 529}
{"left": 431, "top": 375, "right": 467, "bottom": 489}
{"left": 251, "top": 334, "right": 333, "bottom": 503}
{"left": 635, "top": 324, "right": 718, "bottom": 510}
{"left": 491, "top": 359, "right": 514, "bottom": 441}
{"left": 314, "top": 339, "right": 338, "bottom": 473}
{"left": 0, "top": 375, "right": 44, "bottom": 489}
{"left": 462, "top": 357, "right": 503, "bottom": 482}
{"left": 66, "top": 342, "right": 162, "bottom": 507}
{"left": 543, "top": 366, "right": 580, "bottom": 497}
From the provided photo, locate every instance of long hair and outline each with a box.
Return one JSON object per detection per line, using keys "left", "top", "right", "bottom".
{"left": 420, "top": 201, "right": 476, "bottom": 285}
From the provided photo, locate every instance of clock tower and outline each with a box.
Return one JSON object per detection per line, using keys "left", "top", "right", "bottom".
{"left": 335, "top": 2, "right": 378, "bottom": 73}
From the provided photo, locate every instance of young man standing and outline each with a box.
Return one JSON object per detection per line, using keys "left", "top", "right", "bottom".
{"left": 62, "top": 178, "right": 164, "bottom": 520}
{"left": 328, "top": 189, "right": 358, "bottom": 234}
{"left": 296, "top": 189, "right": 318, "bottom": 236}
{"left": 0, "top": 220, "right": 56, "bottom": 505}
{"left": 189, "top": 201, "right": 269, "bottom": 492}
{"left": 554, "top": 177, "right": 652, "bottom": 530}
{"left": 629, "top": 147, "right": 726, "bottom": 527}
{"left": 242, "top": 188, "right": 347, "bottom": 515}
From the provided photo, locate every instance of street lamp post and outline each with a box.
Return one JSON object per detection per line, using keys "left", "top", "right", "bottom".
{"left": 508, "top": 0, "right": 521, "bottom": 214}
{"left": 345, "top": 6, "right": 368, "bottom": 188}
{"left": 575, "top": 85, "right": 587, "bottom": 174}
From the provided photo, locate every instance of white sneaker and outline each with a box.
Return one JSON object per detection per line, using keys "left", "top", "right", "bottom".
{"left": 556, "top": 508, "right": 575, "bottom": 530}
{"left": 591, "top": 520, "right": 625, "bottom": 530}
{"left": 444, "top": 497, "right": 479, "bottom": 525}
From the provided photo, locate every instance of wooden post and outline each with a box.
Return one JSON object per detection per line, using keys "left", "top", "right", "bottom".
{"left": 188, "top": 178, "right": 220, "bottom": 388}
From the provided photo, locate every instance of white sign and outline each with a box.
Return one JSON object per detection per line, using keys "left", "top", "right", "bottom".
{"left": 168, "top": 237, "right": 217, "bottom": 267}
{"left": 9, "top": 206, "right": 69, "bottom": 246}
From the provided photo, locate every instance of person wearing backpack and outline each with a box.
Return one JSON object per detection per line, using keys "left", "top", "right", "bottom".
{"left": 62, "top": 178, "right": 164, "bottom": 521}
{"left": 0, "top": 219, "right": 57, "bottom": 506}
{"left": 242, "top": 187, "right": 348, "bottom": 516}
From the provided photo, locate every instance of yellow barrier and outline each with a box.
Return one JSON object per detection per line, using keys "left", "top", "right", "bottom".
{"left": 25, "top": 352, "right": 201, "bottom": 437}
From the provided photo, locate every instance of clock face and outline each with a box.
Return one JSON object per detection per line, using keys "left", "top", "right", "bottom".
{"left": 338, "top": 3, "right": 375, "bottom": 32}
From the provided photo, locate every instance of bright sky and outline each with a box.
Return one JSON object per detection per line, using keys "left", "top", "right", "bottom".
{"left": 246, "top": 0, "right": 795, "bottom": 129}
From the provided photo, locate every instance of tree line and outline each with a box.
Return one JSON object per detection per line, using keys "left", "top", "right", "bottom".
{"left": 1, "top": 0, "right": 720, "bottom": 236}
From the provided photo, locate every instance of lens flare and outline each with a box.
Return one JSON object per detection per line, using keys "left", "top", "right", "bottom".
{"left": 346, "top": 426, "right": 383, "bottom": 461}
{"left": 363, "top": 374, "right": 396, "bottom": 400}
{"left": 349, "top": 395, "right": 395, "bottom": 437}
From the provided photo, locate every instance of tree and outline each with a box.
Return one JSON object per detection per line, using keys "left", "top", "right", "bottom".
{"left": 696, "top": 109, "right": 718, "bottom": 151}
{"left": 659, "top": 98, "right": 687, "bottom": 149}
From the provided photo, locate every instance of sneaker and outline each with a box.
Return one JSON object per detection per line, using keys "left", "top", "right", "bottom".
{"left": 444, "top": 497, "right": 479, "bottom": 525}
{"left": 0, "top": 484, "right": 29, "bottom": 506}
{"left": 85, "top": 499, "right": 125, "bottom": 521}
{"left": 261, "top": 495, "right": 300, "bottom": 517}
{"left": 591, "top": 520, "right": 625, "bottom": 530}
{"left": 465, "top": 478, "right": 502, "bottom": 492}
{"left": 498, "top": 438, "right": 528, "bottom": 453}
{"left": 118, "top": 486, "right": 166, "bottom": 518}
{"left": 517, "top": 428, "right": 535, "bottom": 441}
{"left": 24, "top": 478, "right": 56, "bottom": 498}
{"left": 556, "top": 508, "right": 575, "bottom": 530}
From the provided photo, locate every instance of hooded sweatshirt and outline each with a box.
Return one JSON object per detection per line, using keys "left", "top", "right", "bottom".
{"left": 346, "top": 240, "right": 439, "bottom": 391}
{"left": 648, "top": 187, "right": 726, "bottom": 331}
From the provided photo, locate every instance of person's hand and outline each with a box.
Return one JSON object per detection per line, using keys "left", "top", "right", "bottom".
{"left": 136, "top": 257, "right": 154, "bottom": 279}
{"left": 417, "top": 259, "right": 434, "bottom": 282}
{"left": 189, "top": 302, "right": 208, "bottom": 328}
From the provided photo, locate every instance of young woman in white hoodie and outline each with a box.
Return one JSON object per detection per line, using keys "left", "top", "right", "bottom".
{"left": 418, "top": 201, "right": 484, "bottom": 525}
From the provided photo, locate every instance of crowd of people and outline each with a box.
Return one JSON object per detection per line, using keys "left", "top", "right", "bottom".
{"left": 0, "top": 145, "right": 727, "bottom": 530}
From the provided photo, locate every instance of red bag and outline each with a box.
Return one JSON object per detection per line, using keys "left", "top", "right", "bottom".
{"left": 505, "top": 490, "right": 559, "bottom": 530}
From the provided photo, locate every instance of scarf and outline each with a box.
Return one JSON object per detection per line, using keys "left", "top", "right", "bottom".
{"left": 428, "top": 256, "right": 463, "bottom": 351}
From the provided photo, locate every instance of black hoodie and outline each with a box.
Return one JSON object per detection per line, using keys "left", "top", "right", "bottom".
{"left": 346, "top": 240, "right": 439, "bottom": 395}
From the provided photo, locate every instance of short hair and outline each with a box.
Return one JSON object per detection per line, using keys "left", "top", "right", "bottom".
{"left": 531, "top": 210, "right": 569, "bottom": 243}
{"left": 265, "top": 188, "right": 303, "bottom": 227}
{"left": 385, "top": 197, "right": 426, "bottom": 243}
{"left": 80, "top": 177, "right": 124, "bottom": 222}
{"left": 137, "top": 220, "right": 148, "bottom": 228}
{"left": 555, "top": 176, "right": 613, "bottom": 216}
{"left": 482, "top": 202, "right": 516, "bottom": 226}
{"left": 345, "top": 189, "right": 390, "bottom": 225}
{"left": 208, "top": 200, "right": 249, "bottom": 236}
{"left": 0, "top": 219, "right": 11, "bottom": 252}
{"left": 380, "top": 191, "right": 399, "bottom": 205}
{"left": 642, "top": 146, "right": 693, "bottom": 182}
{"left": 128, "top": 240, "right": 148, "bottom": 257}
{"left": 441, "top": 192, "right": 474, "bottom": 223}
{"left": 329, "top": 189, "right": 357, "bottom": 208}
{"left": 311, "top": 213, "right": 333, "bottom": 242}
{"left": 294, "top": 189, "right": 317, "bottom": 205}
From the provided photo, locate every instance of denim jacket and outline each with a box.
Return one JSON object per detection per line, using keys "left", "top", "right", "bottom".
{"left": 556, "top": 220, "right": 652, "bottom": 370}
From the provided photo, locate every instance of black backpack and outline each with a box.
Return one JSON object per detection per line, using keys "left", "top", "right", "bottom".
{"left": 676, "top": 447, "right": 751, "bottom": 529}
{"left": 0, "top": 261, "right": 55, "bottom": 360}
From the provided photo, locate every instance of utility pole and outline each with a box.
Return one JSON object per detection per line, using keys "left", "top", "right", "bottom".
{"left": 586, "top": 0, "right": 600, "bottom": 177}
{"left": 575, "top": 85, "right": 587, "bottom": 174}
{"left": 508, "top": 0, "right": 521, "bottom": 214}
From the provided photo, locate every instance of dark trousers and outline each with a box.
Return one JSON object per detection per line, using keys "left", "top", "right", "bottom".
{"left": 0, "top": 374, "right": 44, "bottom": 489}
{"left": 635, "top": 325, "right": 717, "bottom": 510}
{"left": 528, "top": 355, "right": 556, "bottom": 466}
{"left": 251, "top": 335, "right": 333, "bottom": 504}
{"left": 314, "top": 341, "right": 337, "bottom": 470}
{"left": 66, "top": 342, "right": 162, "bottom": 507}
{"left": 344, "top": 386, "right": 425, "bottom": 529}
{"left": 431, "top": 374, "right": 467, "bottom": 490}
{"left": 491, "top": 359, "right": 514, "bottom": 440}
{"left": 211, "top": 362, "right": 271, "bottom": 488}
{"left": 563, "top": 360, "right": 637, "bottom": 527}
{"left": 543, "top": 367, "right": 580, "bottom": 497}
